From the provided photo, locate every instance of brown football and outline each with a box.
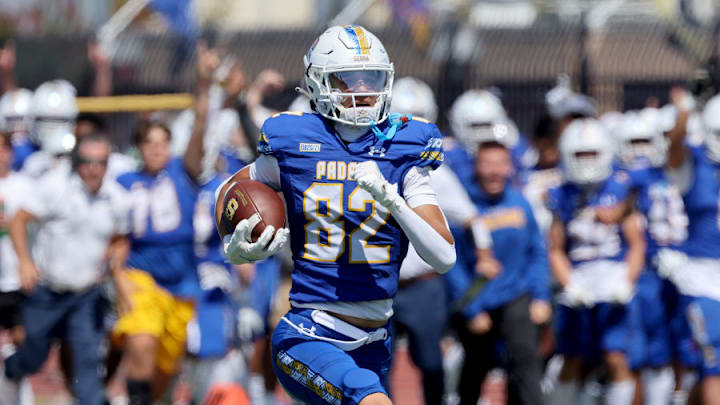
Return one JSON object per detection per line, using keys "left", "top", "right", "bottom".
{"left": 217, "top": 179, "right": 286, "bottom": 242}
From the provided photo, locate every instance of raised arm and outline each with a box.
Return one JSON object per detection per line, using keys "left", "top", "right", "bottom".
{"left": 666, "top": 87, "right": 692, "bottom": 169}
{"left": 88, "top": 40, "right": 113, "bottom": 97}
{"left": 183, "top": 41, "right": 220, "bottom": 182}
{"left": 0, "top": 40, "right": 17, "bottom": 93}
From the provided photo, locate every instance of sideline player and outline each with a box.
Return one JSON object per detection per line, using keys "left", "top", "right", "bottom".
{"left": 215, "top": 25, "right": 455, "bottom": 405}
{"left": 547, "top": 118, "right": 646, "bottom": 405}
{"left": 660, "top": 93, "right": 720, "bottom": 405}
{"left": 0, "top": 133, "right": 33, "bottom": 405}
{"left": 446, "top": 139, "right": 551, "bottom": 405}
{"left": 110, "top": 43, "right": 217, "bottom": 405}
{"left": 596, "top": 111, "right": 687, "bottom": 404}
{"left": 389, "top": 76, "right": 495, "bottom": 405}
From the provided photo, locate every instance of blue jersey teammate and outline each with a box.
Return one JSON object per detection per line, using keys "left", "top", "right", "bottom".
{"left": 215, "top": 25, "right": 455, "bottom": 405}
{"left": 595, "top": 111, "right": 687, "bottom": 404}
{"left": 547, "top": 119, "right": 646, "bottom": 405}
{"left": 660, "top": 93, "right": 720, "bottom": 405}
{"left": 111, "top": 43, "right": 218, "bottom": 405}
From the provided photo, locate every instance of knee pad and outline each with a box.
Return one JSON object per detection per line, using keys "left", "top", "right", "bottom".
{"left": 342, "top": 368, "right": 384, "bottom": 402}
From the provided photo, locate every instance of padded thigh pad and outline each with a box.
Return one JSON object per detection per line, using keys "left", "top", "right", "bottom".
{"left": 343, "top": 368, "right": 385, "bottom": 398}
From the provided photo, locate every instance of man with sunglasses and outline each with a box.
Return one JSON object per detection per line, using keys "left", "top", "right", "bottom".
{"left": 0, "top": 133, "right": 130, "bottom": 405}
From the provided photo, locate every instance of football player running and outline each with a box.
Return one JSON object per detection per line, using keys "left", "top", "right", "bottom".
{"left": 595, "top": 111, "right": 687, "bottom": 405}
{"left": 660, "top": 93, "right": 720, "bottom": 405}
{"left": 547, "top": 119, "right": 646, "bottom": 405}
{"left": 215, "top": 26, "right": 455, "bottom": 405}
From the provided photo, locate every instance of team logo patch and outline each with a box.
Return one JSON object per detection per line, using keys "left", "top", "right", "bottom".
{"left": 299, "top": 143, "right": 322, "bottom": 153}
{"left": 368, "top": 146, "right": 386, "bottom": 157}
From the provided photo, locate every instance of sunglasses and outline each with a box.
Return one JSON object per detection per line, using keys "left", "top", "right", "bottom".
{"left": 77, "top": 157, "right": 108, "bottom": 166}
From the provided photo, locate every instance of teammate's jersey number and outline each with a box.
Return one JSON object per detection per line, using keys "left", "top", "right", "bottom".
{"left": 648, "top": 183, "right": 687, "bottom": 245}
{"left": 129, "top": 177, "right": 182, "bottom": 237}
{"left": 567, "top": 208, "right": 621, "bottom": 262}
{"left": 303, "top": 183, "right": 391, "bottom": 264}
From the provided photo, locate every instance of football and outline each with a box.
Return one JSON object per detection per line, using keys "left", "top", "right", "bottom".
{"left": 217, "top": 179, "right": 286, "bottom": 242}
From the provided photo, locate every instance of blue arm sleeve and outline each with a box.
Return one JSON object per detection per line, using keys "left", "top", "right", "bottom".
{"left": 524, "top": 201, "right": 551, "bottom": 302}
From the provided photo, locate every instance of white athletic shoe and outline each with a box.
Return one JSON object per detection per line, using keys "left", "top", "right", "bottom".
{"left": 0, "top": 344, "right": 20, "bottom": 405}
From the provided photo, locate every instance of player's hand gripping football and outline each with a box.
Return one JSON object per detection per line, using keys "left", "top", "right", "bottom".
{"left": 356, "top": 161, "right": 401, "bottom": 210}
{"left": 223, "top": 213, "right": 289, "bottom": 264}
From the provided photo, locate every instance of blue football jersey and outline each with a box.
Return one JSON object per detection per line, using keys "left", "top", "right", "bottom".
{"left": 117, "top": 157, "right": 200, "bottom": 296}
{"left": 257, "top": 112, "right": 443, "bottom": 303}
{"left": 195, "top": 175, "right": 228, "bottom": 268}
{"left": 11, "top": 135, "right": 37, "bottom": 171}
{"left": 600, "top": 167, "right": 687, "bottom": 258}
{"left": 547, "top": 180, "right": 627, "bottom": 266}
{"left": 680, "top": 146, "right": 720, "bottom": 258}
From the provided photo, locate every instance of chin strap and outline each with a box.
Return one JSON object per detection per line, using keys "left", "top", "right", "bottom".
{"left": 370, "top": 113, "right": 411, "bottom": 141}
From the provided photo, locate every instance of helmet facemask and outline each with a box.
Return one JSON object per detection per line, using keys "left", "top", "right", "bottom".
{"left": 566, "top": 149, "right": 612, "bottom": 185}
{"left": 459, "top": 120, "right": 518, "bottom": 152}
{"left": 33, "top": 116, "right": 76, "bottom": 155}
{"left": 620, "top": 135, "right": 668, "bottom": 168}
{"left": 306, "top": 64, "right": 394, "bottom": 127}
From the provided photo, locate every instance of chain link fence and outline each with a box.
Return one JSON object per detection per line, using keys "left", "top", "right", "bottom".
{"left": 3, "top": 19, "right": 715, "bottom": 145}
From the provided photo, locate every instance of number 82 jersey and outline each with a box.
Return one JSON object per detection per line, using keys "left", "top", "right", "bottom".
{"left": 257, "top": 112, "right": 443, "bottom": 304}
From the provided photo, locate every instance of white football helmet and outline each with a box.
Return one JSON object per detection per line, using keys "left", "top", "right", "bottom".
{"left": 615, "top": 111, "right": 668, "bottom": 168}
{"left": 390, "top": 76, "right": 437, "bottom": 123}
{"left": 0, "top": 88, "right": 34, "bottom": 135}
{"left": 31, "top": 80, "right": 78, "bottom": 155}
{"left": 449, "top": 89, "right": 518, "bottom": 151}
{"left": 702, "top": 94, "right": 720, "bottom": 162}
{"left": 559, "top": 118, "right": 616, "bottom": 185}
{"left": 303, "top": 25, "right": 394, "bottom": 127}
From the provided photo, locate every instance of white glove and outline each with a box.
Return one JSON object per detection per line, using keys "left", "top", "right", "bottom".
{"left": 656, "top": 248, "right": 688, "bottom": 281}
{"left": 355, "top": 161, "right": 402, "bottom": 210}
{"left": 563, "top": 279, "right": 592, "bottom": 307}
{"left": 223, "top": 213, "right": 289, "bottom": 264}
{"left": 237, "top": 307, "right": 265, "bottom": 343}
{"left": 609, "top": 277, "right": 634, "bottom": 304}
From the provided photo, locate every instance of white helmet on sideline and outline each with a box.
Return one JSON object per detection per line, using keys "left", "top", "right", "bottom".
{"left": 303, "top": 25, "right": 394, "bottom": 127}
{"left": 390, "top": 76, "right": 437, "bottom": 123}
{"left": 702, "top": 94, "right": 720, "bottom": 162}
{"left": 559, "top": 118, "right": 615, "bottom": 185}
{"left": 0, "top": 88, "right": 34, "bottom": 135}
{"left": 616, "top": 111, "right": 668, "bottom": 168}
{"left": 449, "top": 89, "right": 518, "bottom": 151}
{"left": 31, "top": 80, "right": 78, "bottom": 155}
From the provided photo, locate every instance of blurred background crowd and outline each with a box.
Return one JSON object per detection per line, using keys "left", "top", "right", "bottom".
{"left": 2, "top": 1, "right": 720, "bottom": 405}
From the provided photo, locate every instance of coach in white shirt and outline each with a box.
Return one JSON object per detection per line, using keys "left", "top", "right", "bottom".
{"left": 0, "top": 134, "right": 32, "bottom": 343}
{"left": 1, "top": 133, "right": 130, "bottom": 405}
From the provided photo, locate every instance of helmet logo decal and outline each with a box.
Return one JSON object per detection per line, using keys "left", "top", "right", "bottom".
{"left": 343, "top": 25, "right": 370, "bottom": 55}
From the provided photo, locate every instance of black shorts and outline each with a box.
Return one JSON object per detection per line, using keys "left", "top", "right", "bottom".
{"left": 0, "top": 291, "right": 23, "bottom": 329}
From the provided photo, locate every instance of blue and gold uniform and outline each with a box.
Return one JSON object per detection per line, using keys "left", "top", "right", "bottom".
{"left": 600, "top": 167, "right": 688, "bottom": 369}
{"left": 548, "top": 181, "right": 634, "bottom": 363}
{"left": 112, "top": 157, "right": 199, "bottom": 374}
{"left": 261, "top": 112, "right": 443, "bottom": 404}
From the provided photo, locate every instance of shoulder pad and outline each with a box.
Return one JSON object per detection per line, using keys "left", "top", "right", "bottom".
{"left": 258, "top": 112, "right": 322, "bottom": 156}
{"left": 397, "top": 120, "right": 444, "bottom": 170}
